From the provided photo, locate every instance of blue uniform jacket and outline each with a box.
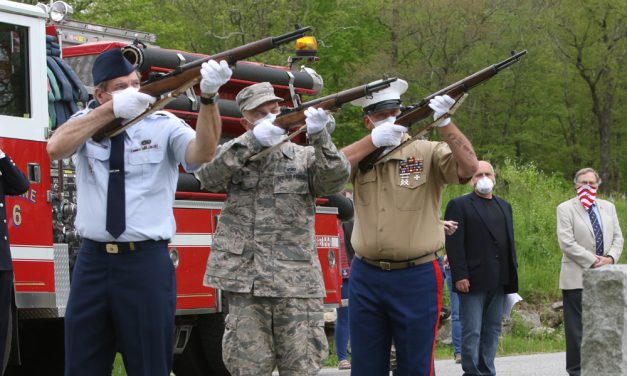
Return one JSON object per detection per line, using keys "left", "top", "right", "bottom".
{"left": 0, "top": 155, "right": 30, "bottom": 270}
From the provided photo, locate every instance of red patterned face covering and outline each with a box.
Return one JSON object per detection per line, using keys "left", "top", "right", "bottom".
{"left": 576, "top": 184, "right": 597, "bottom": 210}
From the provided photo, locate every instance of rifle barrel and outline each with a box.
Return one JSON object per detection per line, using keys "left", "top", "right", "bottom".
{"left": 92, "top": 27, "right": 312, "bottom": 141}
{"left": 274, "top": 77, "right": 398, "bottom": 129}
{"left": 272, "top": 27, "right": 313, "bottom": 46}
{"left": 282, "top": 77, "right": 398, "bottom": 116}
{"left": 495, "top": 50, "right": 528, "bottom": 72}
{"left": 416, "top": 49, "right": 529, "bottom": 107}
{"left": 358, "top": 50, "right": 528, "bottom": 171}
{"left": 140, "top": 27, "right": 312, "bottom": 96}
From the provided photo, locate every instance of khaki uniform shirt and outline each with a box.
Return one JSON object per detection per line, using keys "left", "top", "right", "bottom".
{"left": 352, "top": 138, "right": 459, "bottom": 261}
{"left": 195, "top": 129, "right": 350, "bottom": 298}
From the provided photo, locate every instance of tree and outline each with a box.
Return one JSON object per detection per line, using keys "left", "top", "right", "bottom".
{"left": 546, "top": 0, "right": 626, "bottom": 192}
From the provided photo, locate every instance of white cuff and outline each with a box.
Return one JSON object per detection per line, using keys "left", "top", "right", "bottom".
{"left": 436, "top": 117, "right": 451, "bottom": 127}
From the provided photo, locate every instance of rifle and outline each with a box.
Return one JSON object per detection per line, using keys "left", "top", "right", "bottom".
{"left": 92, "top": 27, "right": 312, "bottom": 141}
{"left": 249, "top": 77, "right": 398, "bottom": 162}
{"left": 358, "top": 50, "right": 528, "bottom": 171}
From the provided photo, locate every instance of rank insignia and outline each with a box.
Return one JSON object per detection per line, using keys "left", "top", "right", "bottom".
{"left": 398, "top": 157, "right": 424, "bottom": 186}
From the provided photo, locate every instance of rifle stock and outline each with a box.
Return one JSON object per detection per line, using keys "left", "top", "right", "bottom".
{"left": 92, "top": 27, "right": 312, "bottom": 141}
{"left": 358, "top": 50, "right": 528, "bottom": 171}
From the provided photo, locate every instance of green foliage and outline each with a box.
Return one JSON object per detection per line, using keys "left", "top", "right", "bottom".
{"left": 437, "top": 310, "right": 565, "bottom": 359}
{"left": 496, "top": 161, "right": 569, "bottom": 302}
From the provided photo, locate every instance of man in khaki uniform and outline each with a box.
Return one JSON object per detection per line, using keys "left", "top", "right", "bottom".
{"left": 341, "top": 79, "right": 478, "bottom": 376}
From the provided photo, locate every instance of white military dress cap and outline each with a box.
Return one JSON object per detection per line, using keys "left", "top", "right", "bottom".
{"left": 350, "top": 78, "right": 408, "bottom": 113}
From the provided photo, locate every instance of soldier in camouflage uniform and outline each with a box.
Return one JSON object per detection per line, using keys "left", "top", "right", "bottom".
{"left": 195, "top": 82, "right": 350, "bottom": 376}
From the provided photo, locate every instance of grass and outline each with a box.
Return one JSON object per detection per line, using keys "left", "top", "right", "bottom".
{"left": 113, "top": 354, "right": 125, "bottom": 375}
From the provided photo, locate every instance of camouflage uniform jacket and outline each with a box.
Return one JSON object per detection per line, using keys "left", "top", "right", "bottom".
{"left": 195, "top": 128, "right": 350, "bottom": 298}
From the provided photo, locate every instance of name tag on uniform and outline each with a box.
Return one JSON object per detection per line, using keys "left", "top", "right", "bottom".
{"left": 131, "top": 140, "right": 160, "bottom": 152}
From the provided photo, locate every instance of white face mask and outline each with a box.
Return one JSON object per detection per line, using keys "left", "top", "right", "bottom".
{"left": 253, "top": 112, "right": 278, "bottom": 126}
{"left": 110, "top": 86, "right": 140, "bottom": 96}
{"left": 475, "top": 176, "right": 494, "bottom": 195}
{"left": 371, "top": 116, "right": 396, "bottom": 128}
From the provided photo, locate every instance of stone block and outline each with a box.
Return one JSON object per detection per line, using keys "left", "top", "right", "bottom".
{"left": 581, "top": 265, "right": 627, "bottom": 376}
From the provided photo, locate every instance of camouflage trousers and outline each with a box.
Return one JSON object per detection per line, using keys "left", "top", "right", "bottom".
{"left": 222, "top": 292, "right": 328, "bottom": 376}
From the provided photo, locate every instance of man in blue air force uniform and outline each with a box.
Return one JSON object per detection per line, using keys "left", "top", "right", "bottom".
{"left": 47, "top": 49, "right": 232, "bottom": 376}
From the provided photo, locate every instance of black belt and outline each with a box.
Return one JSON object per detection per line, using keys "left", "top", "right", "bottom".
{"left": 83, "top": 238, "right": 169, "bottom": 254}
{"left": 355, "top": 253, "right": 436, "bottom": 271}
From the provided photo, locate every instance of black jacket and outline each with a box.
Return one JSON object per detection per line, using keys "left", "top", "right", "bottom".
{"left": 0, "top": 155, "right": 30, "bottom": 271}
{"left": 444, "top": 192, "right": 518, "bottom": 294}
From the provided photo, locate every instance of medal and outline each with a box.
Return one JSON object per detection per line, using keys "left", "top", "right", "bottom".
{"left": 398, "top": 157, "right": 424, "bottom": 187}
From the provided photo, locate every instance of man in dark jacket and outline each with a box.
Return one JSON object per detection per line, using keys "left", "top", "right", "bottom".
{"left": 444, "top": 160, "right": 518, "bottom": 376}
{"left": 0, "top": 149, "right": 29, "bottom": 373}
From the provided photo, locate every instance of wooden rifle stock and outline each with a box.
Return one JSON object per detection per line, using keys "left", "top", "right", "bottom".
{"left": 92, "top": 27, "right": 312, "bottom": 141}
{"left": 358, "top": 49, "right": 528, "bottom": 171}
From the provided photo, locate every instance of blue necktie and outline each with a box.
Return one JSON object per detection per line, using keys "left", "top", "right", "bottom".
{"left": 106, "top": 132, "right": 126, "bottom": 238}
{"left": 588, "top": 205, "right": 604, "bottom": 256}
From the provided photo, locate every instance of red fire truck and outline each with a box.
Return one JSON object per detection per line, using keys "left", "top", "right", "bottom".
{"left": 0, "top": 1, "right": 349, "bottom": 374}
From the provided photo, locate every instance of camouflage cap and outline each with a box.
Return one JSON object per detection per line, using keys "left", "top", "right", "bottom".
{"left": 236, "top": 82, "right": 283, "bottom": 112}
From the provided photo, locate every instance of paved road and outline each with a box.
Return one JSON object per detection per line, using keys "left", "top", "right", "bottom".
{"left": 274, "top": 351, "right": 566, "bottom": 375}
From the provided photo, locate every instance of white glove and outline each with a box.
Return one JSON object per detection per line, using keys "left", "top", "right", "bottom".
{"left": 112, "top": 88, "right": 156, "bottom": 120}
{"left": 305, "top": 107, "right": 329, "bottom": 135}
{"left": 429, "top": 94, "right": 455, "bottom": 127}
{"left": 253, "top": 118, "right": 286, "bottom": 147}
{"left": 200, "top": 60, "right": 232, "bottom": 94}
{"left": 371, "top": 123, "right": 407, "bottom": 148}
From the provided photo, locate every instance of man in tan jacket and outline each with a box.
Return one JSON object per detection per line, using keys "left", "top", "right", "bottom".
{"left": 557, "top": 167, "right": 624, "bottom": 376}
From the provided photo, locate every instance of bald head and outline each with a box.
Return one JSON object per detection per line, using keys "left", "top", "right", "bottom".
{"left": 475, "top": 161, "right": 494, "bottom": 177}
{"left": 471, "top": 161, "right": 496, "bottom": 196}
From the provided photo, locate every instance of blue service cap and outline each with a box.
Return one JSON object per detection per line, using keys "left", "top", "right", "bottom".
{"left": 92, "top": 48, "right": 136, "bottom": 86}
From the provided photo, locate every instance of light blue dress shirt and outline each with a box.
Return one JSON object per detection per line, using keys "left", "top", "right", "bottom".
{"left": 590, "top": 203, "right": 603, "bottom": 231}
{"left": 72, "top": 110, "right": 197, "bottom": 242}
